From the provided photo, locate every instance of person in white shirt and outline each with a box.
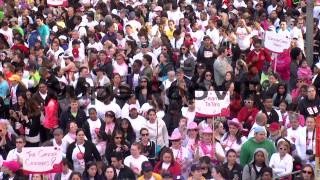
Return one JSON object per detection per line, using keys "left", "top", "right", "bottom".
{"left": 0, "top": 22, "right": 13, "bottom": 47}
{"left": 6, "top": 136, "right": 25, "bottom": 161}
{"left": 206, "top": 19, "right": 220, "bottom": 47}
{"left": 248, "top": 112, "right": 267, "bottom": 138}
{"left": 73, "top": 15, "right": 87, "bottom": 39}
{"left": 181, "top": 99, "right": 196, "bottom": 125}
{"left": 145, "top": 109, "right": 169, "bottom": 148}
{"left": 236, "top": 19, "right": 252, "bottom": 51}
{"left": 296, "top": 117, "right": 316, "bottom": 165}
{"left": 269, "top": 138, "right": 293, "bottom": 177}
{"left": 277, "top": 20, "right": 291, "bottom": 38}
{"left": 83, "top": 108, "right": 102, "bottom": 145}
{"left": 54, "top": 159, "right": 73, "bottom": 180}
{"left": 126, "top": 104, "right": 147, "bottom": 141}
{"left": 169, "top": 130, "right": 192, "bottom": 165}
{"left": 285, "top": 113, "right": 303, "bottom": 144}
{"left": 124, "top": 143, "right": 149, "bottom": 175}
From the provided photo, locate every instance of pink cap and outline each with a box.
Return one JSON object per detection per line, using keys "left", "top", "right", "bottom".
{"left": 169, "top": 131, "right": 182, "bottom": 140}
{"left": 201, "top": 126, "right": 213, "bottom": 134}
{"left": 2, "top": 161, "right": 21, "bottom": 173}
{"left": 187, "top": 122, "right": 198, "bottom": 130}
{"left": 227, "top": 118, "right": 243, "bottom": 130}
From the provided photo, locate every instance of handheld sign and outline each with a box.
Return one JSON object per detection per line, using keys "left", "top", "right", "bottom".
{"left": 195, "top": 91, "right": 230, "bottom": 118}
{"left": 21, "top": 146, "right": 63, "bottom": 174}
{"left": 264, "top": 31, "right": 291, "bottom": 53}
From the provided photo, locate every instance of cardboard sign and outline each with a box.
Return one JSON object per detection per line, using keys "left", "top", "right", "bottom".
{"left": 21, "top": 147, "right": 63, "bottom": 174}
{"left": 264, "top": 31, "right": 291, "bottom": 53}
{"left": 195, "top": 91, "right": 230, "bottom": 117}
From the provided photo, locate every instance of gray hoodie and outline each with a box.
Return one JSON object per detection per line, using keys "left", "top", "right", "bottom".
{"left": 242, "top": 148, "right": 270, "bottom": 180}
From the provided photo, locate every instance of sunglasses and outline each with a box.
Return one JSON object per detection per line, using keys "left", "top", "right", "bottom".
{"left": 141, "top": 80, "right": 147, "bottom": 83}
{"left": 181, "top": 48, "right": 186, "bottom": 50}
{"left": 302, "top": 170, "right": 312, "bottom": 175}
{"left": 115, "top": 136, "right": 122, "bottom": 139}
{"left": 279, "top": 147, "right": 287, "bottom": 151}
{"left": 141, "top": 133, "right": 149, "bottom": 136}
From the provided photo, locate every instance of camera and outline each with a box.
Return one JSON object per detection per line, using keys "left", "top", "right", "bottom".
{"left": 306, "top": 149, "right": 314, "bottom": 155}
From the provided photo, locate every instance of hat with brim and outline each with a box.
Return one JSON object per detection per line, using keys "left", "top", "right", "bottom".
{"left": 154, "top": 6, "right": 163, "bottom": 12}
{"left": 8, "top": 75, "right": 21, "bottom": 82}
{"left": 227, "top": 118, "right": 242, "bottom": 130}
{"left": 169, "top": 130, "right": 182, "bottom": 140}
{"left": 187, "top": 122, "right": 198, "bottom": 130}
{"left": 2, "top": 161, "right": 21, "bottom": 173}
{"left": 201, "top": 126, "right": 213, "bottom": 134}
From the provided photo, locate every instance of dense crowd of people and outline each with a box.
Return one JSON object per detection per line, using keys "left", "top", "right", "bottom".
{"left": 0, "top": 0, "right": 320, "bottom": 179}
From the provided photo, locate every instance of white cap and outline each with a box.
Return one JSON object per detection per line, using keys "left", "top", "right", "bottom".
{"left": 52, "top": 26, "right": 58, "bottom": 33}
{"left": 58, "top": 35, "right": 67, "bottom": 41}
{"left": 111, "top": 9, "right": 118, "bottom": 15}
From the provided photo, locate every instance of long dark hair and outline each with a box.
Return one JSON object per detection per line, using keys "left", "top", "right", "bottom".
{"left": 274, "top": 83, "right": 288, "bottom": 107}
{"left": 104, "top": 165, "right": 117, "bottom": 180}
{"left": 159, "top": 147, "right": 175, "bottom": 164}
{"left": 82, "top": 161, "right": 98, "bottom": 178}
{"left": 111, "top": 129, "right": 125, "bottom": 145}
{"left": 222, "top": 129, "right": 243, "bottom": 145}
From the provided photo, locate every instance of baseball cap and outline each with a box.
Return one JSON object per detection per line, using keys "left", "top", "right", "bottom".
{"left": 269, "top": 122, "right": 280, "bottom": 132}
{"left": 141, "top": 161, "right": 153, "bottom": 172}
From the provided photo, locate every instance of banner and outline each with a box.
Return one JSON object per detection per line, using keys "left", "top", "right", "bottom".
{"left": 195, "top": 91, "right": 230, "bottom": 117}
{"left": 21, "top": 146, "right": 63, "bottom": 174}
{"left": 47, "top": 0, "right": 68, "bottom": 7}
{"left": 264, "top": 31, "right": 291, "bottom": 53}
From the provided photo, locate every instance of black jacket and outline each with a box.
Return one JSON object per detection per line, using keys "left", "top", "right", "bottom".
{"left": 261, "top": 108, "right": 280, "bottom": 125}
{"left": 0, "top": 134, "right": 16, "bottom": 159}
{"left": 223, "top": 162, "right": 243, "bottom": 180}
{"left": 298, "top": 97, "right": 320, "bottom": 118}
{"left": 117, "top": 165, "right": 135, "bottom": 180}
{"left": 66, "top": 141, "right": 101, "bottom": 169}
{"left": 59, "top": 108, "right": 87, "bottom": 131}
{"left": 41, "top": 75, "right": 61, "bottom": 95}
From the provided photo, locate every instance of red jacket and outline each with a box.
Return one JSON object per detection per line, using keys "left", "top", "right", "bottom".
{"left": 246, "top": 48, "right": 271, "bottom": 72}
{"left": 237, "top": 107, "right": 259, "bottom": 127}
{"left": 153, "top": 161, "right": 181, "bottom": 178}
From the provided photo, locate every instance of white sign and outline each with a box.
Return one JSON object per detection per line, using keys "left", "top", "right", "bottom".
{"left": 47, "top": 0, "right": 64, "bottom": 6}
{"left": 195, "top": 91, "right": 230, "bottom": 117}
{"left": 264, "top": 31, "right": 291, "bottom": 53}
{"left": 22, "top": 147, "right": 63, "bottom": 174}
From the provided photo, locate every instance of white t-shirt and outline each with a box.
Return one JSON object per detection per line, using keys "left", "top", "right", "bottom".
{"left": 87, "top": 118, "right": 102, "bottom": 144}
{"left": 6, "top": 148, "right": 22, "bottom": 161}
{"left": 236, "top": 27, "right": 252, "bottom": 50}
{"left": 0, "top": 28, "right": 13, "bottom": 47}
{"left": 181, "top": 107, "right": 196, "bottom": 125}
{"left": 124, "top": 155, "right": 148, "bottom": 174}
{"left": 269, "top": 153, "right": 293, "bottom": 177}
{"left": 71, "top": 144, "right": 86, "bottom": 173}
{"left": 127, "top": 115, "right": 147, "bottom": 141}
